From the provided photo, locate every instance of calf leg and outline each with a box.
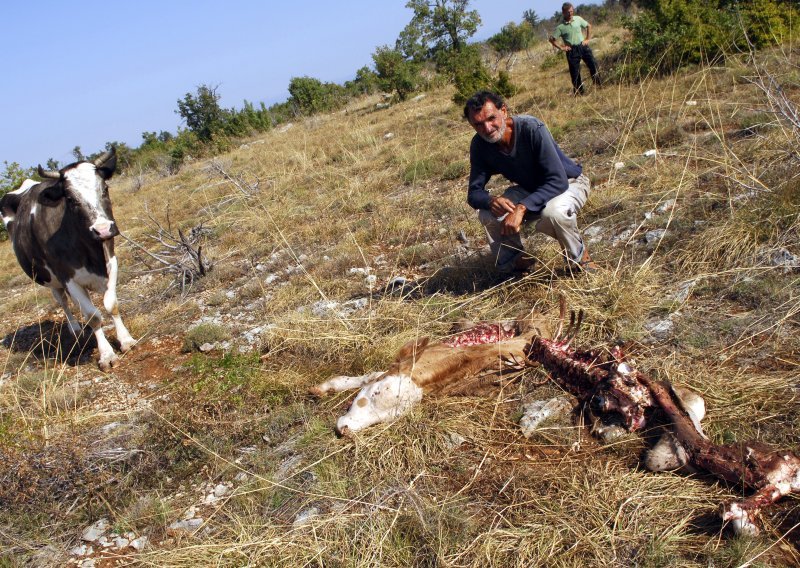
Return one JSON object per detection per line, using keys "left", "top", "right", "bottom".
{"left": 51, "top": 288, "right": 83, "bottom": 336}
{"left": 310, "top": 371, "right": 386, "bottom": 397}
{"left": 66, "top": 281, "right": 117, "bottom": 371}
{"left": 103, "top": 245, "right": 136, "bottom": 352}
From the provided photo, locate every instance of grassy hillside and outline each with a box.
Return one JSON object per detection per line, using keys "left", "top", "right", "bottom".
{"left": 1, "top": 28, "right": 799, "bottom": 567}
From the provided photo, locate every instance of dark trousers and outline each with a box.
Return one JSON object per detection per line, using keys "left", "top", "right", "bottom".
{"left": 566, "top": 44, "right": 600, "bottom": 94}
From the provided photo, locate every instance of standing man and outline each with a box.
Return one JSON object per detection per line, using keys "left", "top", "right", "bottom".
{"left": 549, "top": 2, "right": 601, "bottom": 95}
{"left": 464, "top": 90, "right": 597, "bottom": 274}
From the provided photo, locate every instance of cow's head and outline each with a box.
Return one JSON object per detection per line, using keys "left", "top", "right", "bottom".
{"left": 37, "top": 147, "right": 119, "bottom": 240}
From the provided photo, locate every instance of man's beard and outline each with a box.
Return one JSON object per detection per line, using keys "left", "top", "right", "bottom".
{"left": 479, "top": 119, "right": 506, "bottom": 144}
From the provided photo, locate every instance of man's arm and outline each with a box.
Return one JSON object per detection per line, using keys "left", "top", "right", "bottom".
{"left": 549, "top": 28, "right": 570, "bottom": 52}
{"left": 515, "top": 123, "right": 569, "bottom": 215}
{"left": 580, "top": 17, "right": 592, "bottom": 45}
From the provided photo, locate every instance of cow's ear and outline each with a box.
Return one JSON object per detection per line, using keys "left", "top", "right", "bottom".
{"left": 394, "top": 337, "right": 431, "bottom": 361}
{"left": 94, "top": 148, "right": 117, "bottom": 180}
{"left": 38, "top": 182, "right": 65, "bottom": 204}
{"left": 0, "top": 192, "right": 23, "bottom": 217}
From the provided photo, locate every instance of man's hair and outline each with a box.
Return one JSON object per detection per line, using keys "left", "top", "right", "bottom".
{"left": 562, "top": 2, "right": 573, "bottom": 10}
{"left": 463, "top": 91, "right": 506, "bottom": 120}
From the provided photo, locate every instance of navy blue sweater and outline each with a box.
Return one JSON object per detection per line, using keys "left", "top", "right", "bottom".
{"left": 467, "top": 115, "right": 582, "bottom": 215}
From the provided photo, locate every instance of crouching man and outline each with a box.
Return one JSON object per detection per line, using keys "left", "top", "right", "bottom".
{"left": 464, "top": 90, "right": 597, "bottom": 274}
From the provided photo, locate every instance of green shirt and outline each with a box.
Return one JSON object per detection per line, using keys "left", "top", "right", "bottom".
{"left": 554, "top": 15, "right": 589, "bottom": 47}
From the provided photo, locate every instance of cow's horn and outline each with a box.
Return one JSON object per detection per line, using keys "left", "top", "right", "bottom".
{"left": 92, "top": 147, "right": 116, "bottom": 167}
{"left": 37, "top": 165, "right": 60, "bottom": 179}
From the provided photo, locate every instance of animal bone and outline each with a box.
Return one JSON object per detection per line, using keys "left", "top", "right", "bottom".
{"left": 526, "top": 302, "right": 800, "bottom": 535}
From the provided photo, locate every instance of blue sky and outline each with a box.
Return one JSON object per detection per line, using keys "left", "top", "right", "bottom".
{"left": 1, "top": 1, "right": 589, "bottom": 168}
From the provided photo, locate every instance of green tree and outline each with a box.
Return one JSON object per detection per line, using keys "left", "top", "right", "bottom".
{"left": 397, "top": 0, "right": 481, "bottom": 60}
{"left": 488, "top": 21, "right": 536, "bottom": 57}
{"left": 176, "top": 84, "right": 225, "bottom": 142}
{"left": 72, "top": 146, "right": 84, "bottom": 162}
{"left": 372, "top": 46, "right": 422, "bottom": 100}
{"left": 346, "top": 66, "right": 380, "bottom": 96}
{"left": 522, "top": 9, "right": 539, "bottom": 27}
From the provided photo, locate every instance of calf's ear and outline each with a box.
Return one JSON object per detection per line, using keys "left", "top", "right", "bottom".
{"left": 394, "top": 337, "right": 431, "bottom": 361}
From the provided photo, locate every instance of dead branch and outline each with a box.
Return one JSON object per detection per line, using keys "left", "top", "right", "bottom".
{"left": 123, "top": 203, "right": 213, "bottom": 297}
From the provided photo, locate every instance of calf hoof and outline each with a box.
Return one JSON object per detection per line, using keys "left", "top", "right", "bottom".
{"left": 335, "top": 425, "right": 351, "bottom": 438}
{"left": 308, "top": 386, "right": 328, "bottom": 398}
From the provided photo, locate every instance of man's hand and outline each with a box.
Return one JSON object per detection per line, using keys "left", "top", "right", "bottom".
{"left": 489, "top": 196, "right": 516, "bottom": 217}
{"left": 501, "top": 204, "right": 527, "bottom": 235}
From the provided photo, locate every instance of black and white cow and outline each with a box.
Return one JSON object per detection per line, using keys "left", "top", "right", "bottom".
{"left": 0, "top": 148, "right": 135, "bottom": 369}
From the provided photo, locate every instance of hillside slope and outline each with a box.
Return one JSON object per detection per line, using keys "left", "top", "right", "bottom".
{"left": 1, "top": 33, "right": 799, "bottom": 566}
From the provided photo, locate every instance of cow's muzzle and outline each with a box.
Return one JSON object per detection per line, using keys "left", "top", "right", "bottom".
{"left": 91, "top": 220, "right": 118, "bottom": 240}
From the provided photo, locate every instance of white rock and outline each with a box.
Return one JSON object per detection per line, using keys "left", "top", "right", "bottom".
{"left": 199, "top": 342, "right": 215, "bottom": 352}
{"left": 130, "top": 536, "right": 149, "bottom": 551}
{"left": 169, "top": 518, "right": 203, "bottom": 532}
{"left": 348, "top": 267, "right": 370, "bottom": 275}
{"left": 411, "top": 94, "right": 427, "bottom": 102}
{"left": 293, "top": 507, "right": 321, "bottom": 527}
{"left": 657, "top": 199, "right": 676, "bottom": 213}
{"left": 643, "top": 149, "right": 657, "bottom": 157}
{"left": 685, "top": 100, "right": 697, "bottom": 106}
{"left": 645, "top": 317, "right": 674, "bottom": 339}
{"left": 761, "top": 247, "right": 800, "bottom": 273}
{"left": 113, "top": 536, "right": 130, "bottom": 549}
{"left": 69, "top": 544, "right": 92, "bottom": 557}
{"left": 79, "top": 559, "right": 96, "bottom": 568}
{"left": 611, "top": 228, "right": 634, "bottom": 245}
{"left": 614, "top": 161, "right": 625, "bottom": 169}
{"left": 383, "top": 132, "right": 395, "bottom": 140}
{"left": 644, "top": 229, "right": 666, "bottom": 244}
{"left": 81, "top": 518, "right": 110, "bottom": 542}
{"left": 264, "top": 273, "right": 279, "bottom": 285}
{"left": 365, "top": 274, "right": 378, "bottom": 287}
{"left": 519, "top": 397, "right": 573, "bottom": 437}
{"left": 278, "top": 123, "right": 293, "bottom": 133}
{"left": 226, "top": 290, "right": 236, "bottom": 299}
{"left": 182, "top": 505, "right": 197, "bottom": 520}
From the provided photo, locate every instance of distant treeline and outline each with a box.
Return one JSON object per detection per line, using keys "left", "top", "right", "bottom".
{"left": 1, "top": 0, "right": 796, "bottom": 207}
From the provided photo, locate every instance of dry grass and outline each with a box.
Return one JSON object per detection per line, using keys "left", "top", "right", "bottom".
{"left": 1, "top": 34, "right": 799, "bottom": 567}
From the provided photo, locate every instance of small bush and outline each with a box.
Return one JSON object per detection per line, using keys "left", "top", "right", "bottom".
{"left": 182, "top": 323, "right": 230, "bottom": 352}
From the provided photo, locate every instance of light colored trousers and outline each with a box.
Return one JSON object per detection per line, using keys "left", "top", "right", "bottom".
{"left": 478, "top": 174, "right": 591, "bottom": 272}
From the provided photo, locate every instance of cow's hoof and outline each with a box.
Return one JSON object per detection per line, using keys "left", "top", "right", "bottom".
{"left": 119, "top": 338, "right": 138, "bottom": 353}
{"left": 335, "top": 425, "right": 351, "bottom": 438}
{"left": 98, "top": 355, "right": 119, "bottom": 371}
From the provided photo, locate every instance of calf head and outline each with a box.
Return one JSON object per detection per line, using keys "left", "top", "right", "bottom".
{"left": 36, "top": 147, "right": 118, "bottom": 240}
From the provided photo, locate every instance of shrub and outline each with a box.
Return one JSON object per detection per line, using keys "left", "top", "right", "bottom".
{"left": 373, "top": 45, "right": 422, "bottom": 100}
{"left": 182, "top": 323, "right": 231, "bottom": 352}
{"left": 620, "top": 0, "right": 798, "bottom": 78}
{"left": 288, "top": 76, "right": 349, "bottom": 116}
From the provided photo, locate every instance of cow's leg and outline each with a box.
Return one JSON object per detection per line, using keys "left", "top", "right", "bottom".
{"left": 66, "top": 281, "right": 118, "bottom": 371}
{"left": 51, "top": 288, "right": 83, "bottom": 336}
{"left": 102, "top": 247, "right": 136, "bottom": 352}
{"left": 335, "top": 373, "right": 423, "bottom": 436}
{"left": 310, "top": 371, "right": 386, "bottom": 397}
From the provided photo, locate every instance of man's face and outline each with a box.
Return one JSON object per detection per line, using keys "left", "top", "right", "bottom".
{"left": 563, "top": 5, "right": 574, "bottom": 20}
{"left": 468, "top": 101, "right": 507, "bottom": 144}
